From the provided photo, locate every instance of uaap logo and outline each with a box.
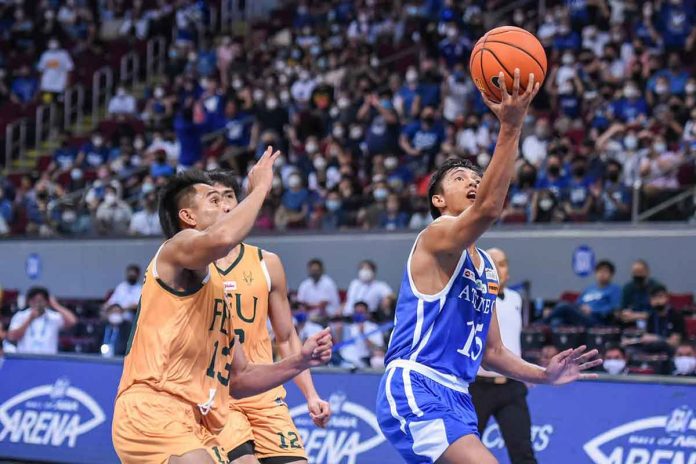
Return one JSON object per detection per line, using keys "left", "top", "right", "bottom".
{"left": 0, "top": 377, "right": 105, "bottom": 447}
{"left": 584, "top": 406, "right": 696, "bottom": 464}
{"left": 289, "top": 391, "right": 386, "bottom": 464}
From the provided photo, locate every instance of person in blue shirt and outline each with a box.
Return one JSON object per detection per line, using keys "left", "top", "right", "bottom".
{"left": 399, "top": 106, "right": 446, "bottom": 172}
{"left": 378, "top": 193, "right": 409, "bottom": 230}
{"left": 553, "top": 20, "right": 581, "bottom": 50}
{"left": 646, "top": 53, "right": 690, "bottom": 96}
{"left": 657, "top": 0, "right": 695, "bottom": 51}
{"left": 535, "top": 153, "right": 568, "bottom": 199}
{"left": 150, "top": 150, "right": 175, "bottom": 179}
{"left": 438, "top": 23, "right": 471, "bottom": 69}
{"left": 77, "top": 133, "right": 110, "bottom": 168}
{"left": 360, "top": 90, "right": 401, "bottom": 156}
{"left": 596, "top": 160, "right": 631, "bottom": 221}
{"left": 174, "top": 102, "right": 205, "bottom": 168}
{"left": 0, "top": 187, "right": 12, "bottom": 225}
{"left": 610, "top": 82, "right": 649, "bottom": 123}
{"left": 398, "top": 68, "right": 420, "bottom": 118}
{"left": 222, "top": 98, "right": 253, "bottom": 149}
{"left": 417, "top": 68, "right": 442, "bottom": 108}
{"left": 562, "top": 156, "right": 593, "bottom": 220}
{"left": 280, "top": 172, "right": 311, "bottom": 228}
{"left": 544, "top": 260, "right": 622, "bottom": 327}
{"left": 51, "top": 140, "right": 79, "bottom": 172}
{"left": 10, "top": 65, "right": 38, "bottom": 103}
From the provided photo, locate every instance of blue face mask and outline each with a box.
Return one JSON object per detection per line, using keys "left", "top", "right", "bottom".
{"left": 353, "top": 313, "right": 367, "bottom": 323}
{"left": 380, "top": 99, "right": 393, "bottom": 110}
{"left": 294, "top": 311, "right": 308, "bottom": 323}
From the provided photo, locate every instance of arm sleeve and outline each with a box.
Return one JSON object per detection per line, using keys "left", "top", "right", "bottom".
{"left": 8, "top": 312, "right": 26, "bottom": 330}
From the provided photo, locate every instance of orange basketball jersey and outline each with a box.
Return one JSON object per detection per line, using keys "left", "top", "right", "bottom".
{"left": 116, "top": 245, "right": 235, "bottom": 433}
{"left": 215, "top": 243, "right": 283, "bottom": 406}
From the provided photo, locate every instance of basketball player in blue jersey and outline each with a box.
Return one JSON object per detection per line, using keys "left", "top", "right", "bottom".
{"left": 376, "top": 70, "right": 603, "bottom": 464}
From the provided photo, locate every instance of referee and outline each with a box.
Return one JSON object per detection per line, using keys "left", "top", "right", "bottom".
{"left": 470, "top": 248, "right": 537, "bottom": 464}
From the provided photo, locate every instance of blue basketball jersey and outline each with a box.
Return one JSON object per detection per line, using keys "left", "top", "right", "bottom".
{"left": 385, "top": 235, "right": 499, "bottom": 385}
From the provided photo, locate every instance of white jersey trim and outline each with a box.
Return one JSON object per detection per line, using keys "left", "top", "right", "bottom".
{"left": 386, "top": 359, "right": 469, "bottom": 394}
{"left": 152, "top": 240, "right": 210, "bottom": 284}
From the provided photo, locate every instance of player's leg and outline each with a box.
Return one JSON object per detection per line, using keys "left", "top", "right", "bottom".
{"left": 244, "top": 399, "right": 307, "bottom": 463}
{"left": 216, "top": 405, "right": 257, "bottom": 464}
{"left": 227, "top": 441, "right": 260, "bottom": 464}
{"left": 493, "top": 382, "right": 536, "bottom": 464}
{"left": 469, "top": 379, "right": 497, "bottom": 436}
{"left": 436, "top": 434, "right": 498, "bottom": 464}
{"left": 168, "top": 449, "right": 218, "bottom": 464}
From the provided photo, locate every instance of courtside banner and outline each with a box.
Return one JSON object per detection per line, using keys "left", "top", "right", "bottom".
{"left": 1, "top": 355, "right": 694, "bottom": 464}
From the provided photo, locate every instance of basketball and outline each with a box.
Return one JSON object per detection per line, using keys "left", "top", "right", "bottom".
{"left": 469, "top": 26, "right": 547, "bottom": 102}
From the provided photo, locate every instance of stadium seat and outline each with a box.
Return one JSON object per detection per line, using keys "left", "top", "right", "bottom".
{"left": 551, "top": 326, "right": 586, "bottom": 351}
{"left": 629, "top": 353, "right": 670, "bottom": 375}
{"left": 586, "top": 326, "right": 621, "bottom": 351}
{"left": 521, "top": 326, "right": 548, "bottom": 351}
{"left": 522, "top": 349, "right": 541, "bottom": 365}
{"left": 559, "top": 291, "right": 580, "bottom": 303}
{"left": 685, "top": 317, "right": 696, "bottom": 340}
{"left": 669, "top": 293, "right": 693, "bottom": 310}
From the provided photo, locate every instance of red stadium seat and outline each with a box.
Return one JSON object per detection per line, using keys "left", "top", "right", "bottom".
{"left": 669, "top": 293, "right": 693, "bottom": 310}
{"left": 559, "top": 291, "right": 580, "bottom": 303}
{"left": 685, "top": 317, "right": 696, "bottom": 340}
{"left": 339, "top": 289, "right": 347, "bottom": 303}
{"left": 1, "top": 288, "right": 20, "bottom": 309}
{"left": 501, "top": 212, "right": 527, "bottom": 224}
{"left": 37, "top": 155, "right": 53, "bottom": 172}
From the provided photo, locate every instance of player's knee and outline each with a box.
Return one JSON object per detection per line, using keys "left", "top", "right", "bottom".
{"left": 168, "top": 449, "right": 217, "bottom": 464}
{"left": 229, "top": 455, "right": 260, "bottom": 464}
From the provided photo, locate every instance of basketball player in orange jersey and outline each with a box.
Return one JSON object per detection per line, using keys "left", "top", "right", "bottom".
{"left": 207, "top": 170, "right": 331, "bottom": 464}
{"left": 112, "top": 147, "right": 333, "bottom": 464}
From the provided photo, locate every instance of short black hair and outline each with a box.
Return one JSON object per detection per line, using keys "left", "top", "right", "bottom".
{"left": 158, "top": 170, "right": 212, "bottom": 238}
{"left": 634, "top": 259, "right": 649, "bottom": 270}
{"left": 127, "top": 264, "right": 140, "bottom": 274}
{"left": 650, "top": 284, "right": 668, "bottom": 297}
{"left": 27, "top": 286, "right": 49, "bottom": 301}
{"left": 595, "top": 259, "right": 615, "bottom": 274}
{"left": 207, "top": 169, "right": 241, "bottom": 198}
{"left": 360, "top": 259, "right": 377, "bottom": 272}
{"left": 604, "top": 344, "right": 626, "bottom": 357}
{"left": 308, "top": 258, "right": 323, "bottom": 269}
{"left": 427, "top": 158, "right": 482, "bottom": 219}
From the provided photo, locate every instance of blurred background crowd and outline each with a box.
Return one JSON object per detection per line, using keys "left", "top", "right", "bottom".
{"left": 0, "top": 0, "right": 696, "bottom": 237}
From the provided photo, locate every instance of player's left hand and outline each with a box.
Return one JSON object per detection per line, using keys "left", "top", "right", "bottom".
{"left": 544, "top": 345, "right": 602, "bottom": 385}
{"left": 307, "top": 396, "right": 331, "bottom": 428}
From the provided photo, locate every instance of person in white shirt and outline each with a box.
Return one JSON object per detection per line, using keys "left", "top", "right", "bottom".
{"left": 294, "top": 310, "right": 325, "bottom": 342}
{"left": 339, "top": 302, "right": 385, "bottom": 369}
{"left": 37, "top": 39, "right": 74, "bottom": 97}
{"left": 105, "top": 264, "right": 142, "bottom": 318}
{"left": 470, "top": 248, "right": 536, "bottom": 464}
{"left": 290, "top": 69, "right": 316, "bottom": 104}
{"left": 296, "top": 258, "right": 341, "bottom": 319}
{"left": 343, "top": 260, "right": 394, "bottom": 316}
{"left": 6, "top": 287, "right": 77, "bottom": 354}
{"left": 521, "top": 118, "right": 550, "bottom": 168}
{"left": 108, "top": 86, "right": 137, "bottom": 116}
{"left": 129, "top": 191, "right": 162, "bottom": 236}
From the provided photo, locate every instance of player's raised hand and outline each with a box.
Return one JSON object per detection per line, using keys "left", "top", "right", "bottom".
{"left": 544, "top": 345, "right": 603, "bottom": 385}
{"left": 300, "top": 328, "right": 333, "bottom": 368}
{"left": 483, "top": 68, "right": 540, "bottom": 128}
{"left": 247, "top": 145, "right": 281, "bottom": 195}
{"left": 308, "top": 396, "right": 332, "bottom": 428}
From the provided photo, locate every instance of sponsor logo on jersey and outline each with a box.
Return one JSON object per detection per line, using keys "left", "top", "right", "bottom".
{"left": 463, "top": 269, "right": 476, "bottom": 282}
{"left": 290, "top": 391, "right": 385, "bottom": 464}
{"left": 488, "top": 283, "right": 499, "bottom": 295}
{"left": 0, "top": 377, "right": 105, "bottom": 448}
{"left": 224, "top": 281, "right": 237, "bottom": 291}
{"left": 583, "top": 406, "right": 696, "bottom": 464}
{"left": 485, "top": 268, "right": 498, "bottom": 282}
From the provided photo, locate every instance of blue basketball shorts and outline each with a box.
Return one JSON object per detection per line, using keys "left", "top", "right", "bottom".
{"left": 375, "top": 365, "right": 479, "bottom": 463}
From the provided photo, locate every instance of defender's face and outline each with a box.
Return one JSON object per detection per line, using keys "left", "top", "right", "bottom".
{"left": 436, "top": 168, "right": 481, "bottom": 216}
{"left": 212, "top": 182, "right": 239, "bottom": 210}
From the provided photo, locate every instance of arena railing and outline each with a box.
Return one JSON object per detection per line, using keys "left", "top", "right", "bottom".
{"left": 63, "top": 85, "right": 85, "bottom": 131}
{"left": 35, "top": 104, "right": 57, "bottom": 149}
{"left": 91, "top": 66, "right": 114, "bottom": 127}
{"left": 146, "top": 36, "right": 166, "bottom": 85}
{"left": 631, "top": 157, "right": 696, "bottom": 223}
{"left": 4, "top": 118, "right": 27, "bottom": 170}
{"left": 119, "top": 51, "right": 140, "bottom": 89}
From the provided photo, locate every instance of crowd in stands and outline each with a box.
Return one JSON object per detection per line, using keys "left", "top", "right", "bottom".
{"left": 1, "top": 255, "right": 694, "bottom": 376}
{"left": 1, "top": 0, "right": 696, "bottom": 237}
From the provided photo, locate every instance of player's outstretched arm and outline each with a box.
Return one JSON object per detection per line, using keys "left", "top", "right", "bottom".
{"left": 228, "top": 328, "right": 333, "bottom": 399}
{"left": 482, "top": 305, "right": 603, "bottom": 385}
{"left": 265, "top": 251, "right": 331, "bottom": 427}
{"left": 160, "top": 147, "right": 279, "bottom": 272}
{"left": 421, "top": 70, "right": 540, "bottom": 255}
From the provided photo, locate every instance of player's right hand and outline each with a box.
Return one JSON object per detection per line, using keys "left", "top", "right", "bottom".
{"left": 247, "top": 145, "right": 280, "bottom": 195}
{"left": 300, "top": 328, "right": 333, "bottom": 368}
{"left": 482, "top": 68, "right": 540, "bottom": 129}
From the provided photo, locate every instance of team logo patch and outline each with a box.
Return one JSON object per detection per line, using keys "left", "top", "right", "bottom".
{"left": 224, "top": 281, "right": 237, "bottom": 291}
{"left": 242, "top": 271, "right": 254, "bottom": 285}
{"left": 485, "top": 268, "right": 498, "bottom": 282}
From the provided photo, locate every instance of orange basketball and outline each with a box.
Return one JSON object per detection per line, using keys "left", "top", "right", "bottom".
{"left": 469, "top": 26, "right": 547, "bottom": 103}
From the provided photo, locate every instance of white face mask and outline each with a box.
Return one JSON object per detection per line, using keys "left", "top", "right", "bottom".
{"left": 104, "top": 192, "right": 117, "bottom": 205}
{"left": 266, "top": 98, "right": 278, "bottom": 110}
{"left": 358, "top": 268, "right": 374, "bottom": 282}
{"left": 674, "top": 356, "right": 696, "bottom": 375}
{"left": 288, "top": 176, "right": 301, "bottom": 189}
{"left": 313, "top": 156, "right": 327, "bottom": 171}
{"left": 603, "top": 359, "right": 626, "bottom": 375}
{"left": 108, "top": 313, "right": 124, "bottom": 325}
{"left": 624, "top": 135, "right": 638, "bottom": 150}
{"left": 306, "top": 142, "right": 319, "bottom": 154}
{"left": 154, "top": 87, "right": 165, "bottom": 98}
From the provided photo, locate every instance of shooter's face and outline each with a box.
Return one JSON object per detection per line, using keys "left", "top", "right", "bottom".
{"left": 180, "top": 184, "right": 229, "bottom": 231}
{"left": 434, "top": 168, "right": 481, "bottom": 216}
{"left": 212, "top": 183, "right": 239, "bottom": 210}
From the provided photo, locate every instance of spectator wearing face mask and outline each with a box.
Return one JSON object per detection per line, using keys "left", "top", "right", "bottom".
{"left": 378, "top": 193, "right": 409, "bottom": 230}
{"left": 602, "top": 345, "right": 629, "bottom": 375}
{"left": 98, "top": 304, "right": 132, "bottom": 357}
{"left": 7, "top": 287, "right": 77, "bottom": 354}
{"left": 562, "top": 156, "right": 593, "bottom": 220}
{"left": 672, "top": 343, "right": 696, "bottom": 376}
{"left": 77, "top": 132, "right": 110, "bottom": 168}
{"left": 535, "top": 153, "right": 568, "bottom": 198}
{"left": 108, "top": 86, "right": 137, "bottom": 116}
{"left": 396, "top": 67, "right": 420, "bottom": 118}
{"left": 104, "top": 264, "right": 142, "bottom": 318}
{"left": 338, "top": 301, "right": 386, "bottom": 369}
{"left": 640, "top": 135, "right": 682, "bottom": 195}
{"left": 129, "top": 191, "right": 162, "bottom": 236}
{"left": 594, "top": 159, "right": 631, "bottom": 221}
{"left": 293, "top": 310, "right": 324, "bottom": 342}
{"left": 343, "top": 260, "right": 394, "bottom": 316}
{"left": 320, "top": 190, "right": 348, "bottom": 230}
{"left": 275, "top": 172, "right": 310, "bottom": 230}
{"left": 359, "top": 181, "right": 391, "bottom": 229}
{"left": 504, "top": 163, "right": 537, "bottom": 222}
{"left": 150, "top": 149, "right": 175, "bottom": 179}
{"left": 611, "top": 82, "right": 649, "bottom": 124}
{"left": 400, "top": 106, "right": 446, "bottom": 173}
{"left": 297, "top": 259, "right": 341, "bottom": 319}
{"left": 37, "top": 38, "right": 74, "bottom": 101}
{"left": 640, "top": 285, "right": 685, "bottom": 352}
{"left": 442, "top": 65, "right": 474, "bottom": 123}
{"left": 95, "top": 185, "right": 132, "bottom": 235}
{"left": 359, "top": 90, "right": 401, "bottom": 157}
{"left": 522, "top": 118, "right": 551, "bottom": 168}
{"left": 621, "top": 260, "right": 663, "bottom": 317}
